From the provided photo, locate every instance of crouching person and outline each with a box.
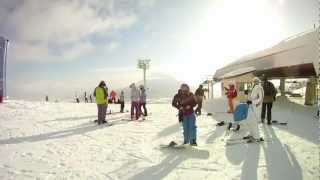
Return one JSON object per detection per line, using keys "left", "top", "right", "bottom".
{"left": 179, "top": 84, "right": 198, "bottom": 146}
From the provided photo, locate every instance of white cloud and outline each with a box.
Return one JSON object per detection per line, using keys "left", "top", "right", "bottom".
{"left": 4, "top": 0, "right": 136, "bottom": 43}
{"left": 1, "top": 0, "right": 139, "bottom": 63}
{"left": 62, "top": 42, "right": 95, "bottom": 61}
{"left": 9, "top": 42, "right": 51, "bottom": 63}
{"left": 107, "top": 41, "right": 120, "bottom": 52}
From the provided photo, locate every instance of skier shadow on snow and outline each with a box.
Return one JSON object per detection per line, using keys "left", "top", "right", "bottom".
{"left": 127, "top": 148, "right": 210, "bottom": 180}
{"left": 225, "top": 132, "right": 261, "bottom": 180}
{"left": 44, "top": 111, "right": 128, "bottom": 123}
{"left": 205, "top": 112, "right": 233, "bottom": 144}
{"left": 155, "top": 123, "right": 180, "bottom": 139}
{"left": 0, "top": 117, "right": 130, "bottom": 145}
{"left": 43, "top": 115, "right": 97, "bottom": 122}
{"left": 260, "top": 125, "right": 302, "bottom": 180}
{"left": 272, "top": 99, "right": 318, "bottom": 144}
{"left": 225, "top": 125, "right": 303, "bottom": 180}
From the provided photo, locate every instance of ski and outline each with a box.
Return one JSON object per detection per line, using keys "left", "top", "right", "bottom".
{"left": 160, "top": 141, "right": 186, "bottom": 149}
{"left": 226, "top": 138, "right": 271, "bottom": 146}
{"left": 271, "top": 120, "right": 287, "bottom": 125}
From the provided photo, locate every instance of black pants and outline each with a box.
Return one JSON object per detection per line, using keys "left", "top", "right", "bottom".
{"left": 195, "top": 99, "right": 203, "bottom": 115}
{"left": 261, "top": 102, "right": 273, "bottom": 122}
{"left": 120, "top": 101, "right": 125, "bottom": 112}
{"left": 140, "top": 102, "right": 148, "bottom": 116}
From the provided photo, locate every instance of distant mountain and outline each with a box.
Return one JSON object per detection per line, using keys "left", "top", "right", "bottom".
{"left": 117, "top": 75, "right": 194, "bottom": 101}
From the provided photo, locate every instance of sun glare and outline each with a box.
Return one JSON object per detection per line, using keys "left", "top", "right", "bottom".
{"left": 174, "top": 0, "right": 285, "bottom": 85}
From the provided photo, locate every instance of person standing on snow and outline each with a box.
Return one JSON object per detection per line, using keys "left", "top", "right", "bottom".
{"left": 261, "top": 76, "right": 277, "bottom": 125}
{"left": 224, "top": 84, "right": 237, "bottom": 113}
{"left": 89, "top": 94, "right": 93, "bottom": 103}
{"left": 84, "top": 92, "right": 89, "bottom": 103}
{"left": 139, "top": 85, "right": 148, "bottom": 117}
{"left": 110, "top": 90, "right": 117, "bottom": 104}
{"left": 179, "top": 84, "right": 198, "bottom": 146}
{"left": 93, "top": 81, "right": 108, "bottom": 124}
{"left": 195, "top": 85, "right": 205, "bottom": 115}
{"left": 245, "top": 77, "right": 264, "bottom": 142}
{"left": 129, "top": 83, "right": 141, "bottom": 120}
{"left": 172, "top": 89, "right": 184, "bottom": 123}
{"left": 119, "top": 90, "right": 125, "bottom": 113}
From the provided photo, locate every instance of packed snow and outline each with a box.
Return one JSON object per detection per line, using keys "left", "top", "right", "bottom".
{"left": 0, "top": 97, "right": 318, "bottom": 180}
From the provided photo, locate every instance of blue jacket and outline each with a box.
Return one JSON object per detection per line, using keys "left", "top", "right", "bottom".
{"left": 233, "top": 103, "right": 249, "bottom": 122}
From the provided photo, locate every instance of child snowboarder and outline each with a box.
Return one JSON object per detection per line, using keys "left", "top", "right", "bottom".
{"left": 227, "top": 101, "right": 250, "bottom": 131}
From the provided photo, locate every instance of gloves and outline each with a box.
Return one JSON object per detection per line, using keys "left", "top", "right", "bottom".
{"left": 246, "top": 100, "right": 252, "bottom": 105}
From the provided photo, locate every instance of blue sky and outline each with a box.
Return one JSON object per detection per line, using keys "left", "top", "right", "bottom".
{"left": 0, "top": 0, "right": 318, "bottom": 100}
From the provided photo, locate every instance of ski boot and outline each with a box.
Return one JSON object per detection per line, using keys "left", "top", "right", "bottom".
{"left": 190, "top": 139, "right": 197, "bottom": 146}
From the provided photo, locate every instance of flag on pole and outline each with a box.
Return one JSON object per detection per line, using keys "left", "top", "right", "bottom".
{"left": 0, "top": 36, "right": 8, "bottom": 103}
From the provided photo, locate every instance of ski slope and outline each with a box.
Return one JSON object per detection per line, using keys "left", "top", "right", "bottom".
{"left": 0, "top": 97, "right": 318, "bottom": 180}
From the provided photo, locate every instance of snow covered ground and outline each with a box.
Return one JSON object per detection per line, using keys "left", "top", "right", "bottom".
{"left": 0, "top": 97, "right": 318, "bottom": 180}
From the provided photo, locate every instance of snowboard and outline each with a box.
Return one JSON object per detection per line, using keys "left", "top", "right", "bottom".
{"left": 271, "top": 120, "right": 287, "bottom": 125}
{"left": 225, "top": 137, "right": 270, "bottom": 146}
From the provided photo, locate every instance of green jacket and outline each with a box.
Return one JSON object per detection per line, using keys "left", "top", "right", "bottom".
{"left": 94, "top": 86, "right": 107, "bottom": 104}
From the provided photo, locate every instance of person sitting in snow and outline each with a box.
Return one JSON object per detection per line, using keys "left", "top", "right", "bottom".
{"left": 245, "top": 77, "right": 264, "bottom": 142}
{"left": 93, "top": 81, "right": 108, "bottom": 125}
{"left": 129, "top": 83, "right": 141, "bottom": 120}
{"left": 172, "top": 89, "right": 183, "bottom": 123}
{"left": 177, "top": 83, "right": 198, "bottom": 146}
{"left": 139, "top": 85, "right": 148, "bottom": 117}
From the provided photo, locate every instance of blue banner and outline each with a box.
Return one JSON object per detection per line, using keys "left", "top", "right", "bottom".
{"left": 0, "top": 37, "right": 7, "bottom": 99}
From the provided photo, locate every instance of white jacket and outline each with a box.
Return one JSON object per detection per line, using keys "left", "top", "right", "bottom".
{"left": 130, "top": 85, "right": 140, "bottom": 102}
{"left": 250, "top": 84, "right": 264, "bottom": 106}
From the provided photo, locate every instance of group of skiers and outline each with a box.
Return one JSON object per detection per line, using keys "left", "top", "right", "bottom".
{"left": 93, "top": 74, "right": 277, "bottom": 144}
{"left": 171, "top": 75, "right": 277, "bottom": 146}
{"left": 224, "top": 75, "right": 277, "bottom": 142}
{"left": 93, "top": 81, "right": 148, "bottom": 124}
{"left": 129, "top": 83, "right": 147, "bottom": 120}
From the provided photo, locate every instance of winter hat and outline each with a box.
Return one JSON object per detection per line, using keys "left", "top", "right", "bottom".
{"left": 129, "top": 83, "right": 135, "bottom": 88}
{"left": 260, "top": 74, "right": 267, "bottom": 81}
{"left": 252, "top": 77, "right": 260, "bottom": 83}
{"left": 99, "top": 81, "right": 106, "bottom": 87}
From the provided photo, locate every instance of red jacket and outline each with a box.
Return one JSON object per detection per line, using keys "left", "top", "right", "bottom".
{"left": 225, "top": 86, "right": 237, "bottom": 99}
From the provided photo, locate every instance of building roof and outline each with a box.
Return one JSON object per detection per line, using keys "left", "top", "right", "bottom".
{"left": 214, "top": 28, "right": 319, "bottom": 80}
